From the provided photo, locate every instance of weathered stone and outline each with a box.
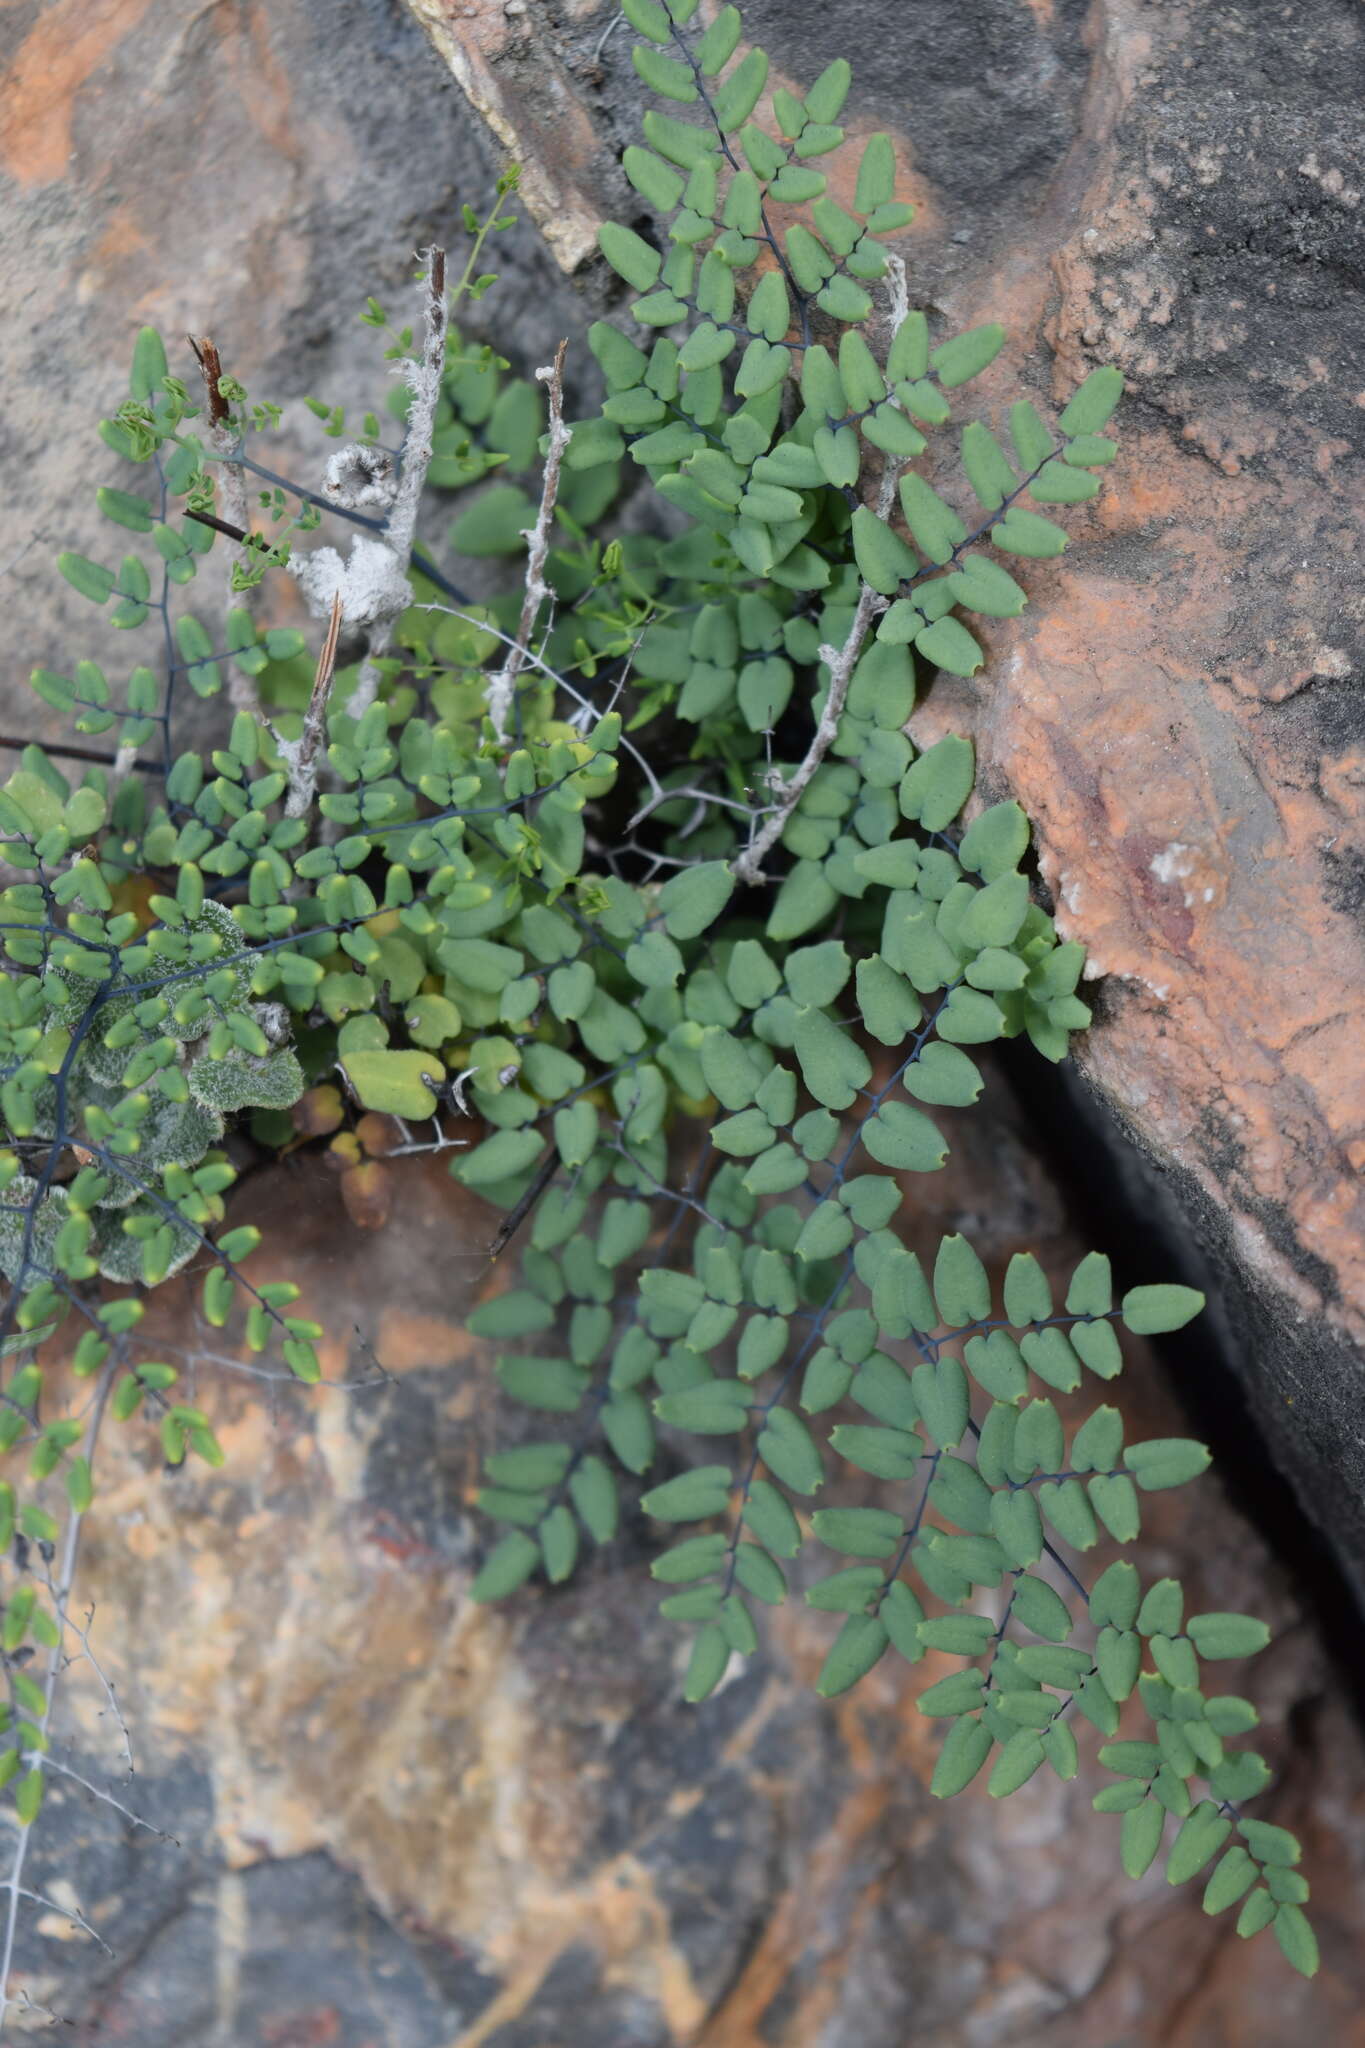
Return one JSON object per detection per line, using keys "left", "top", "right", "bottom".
{"left": 5, "top": 1, "right": 1365, "bottom": 2037}
{"left": 403, "top": 0, "right": 1365, "bottom": 1596}
{"left": 21, "top": 1124, "right": 1365, "bottom": 2043}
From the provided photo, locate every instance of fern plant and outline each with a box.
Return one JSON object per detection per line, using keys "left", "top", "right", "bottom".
{"left": 455, "top": 0, "right": 1318, "bottom": 1973}
{"left": 0, "top": 1, "right": 1319, "bottom": 2011}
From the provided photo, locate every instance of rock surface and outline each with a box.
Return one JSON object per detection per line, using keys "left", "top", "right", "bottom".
{"left": 22, "top": 1136, "right": 1365, "bottom": 2044}
{"left": 401, "top": 0, "right": 1365, "bottom": 1596}
{"left": 0, "top": 0, "right": 585, "bottom": 745}
{"left": 4, "top": 2, "right": 1365, "bottom": 2039}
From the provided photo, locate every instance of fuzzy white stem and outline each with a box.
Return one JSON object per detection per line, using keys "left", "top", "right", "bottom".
{"left": 731, "top": 264, "right": 913, "bottom": 887}
{"left": 731, "top": 579, "right": 888, "bottom": 886}
{"left": 485, "top": 340, "right": 570, "bottom": 744}
{"left": 349, "top": 247, "right": 449, "bottom": 716}
{"left": 885, "top": 250, "right": 910, "bottom": 336}
{"left": 348, "top": 624, "right": 393, "bottom": 721}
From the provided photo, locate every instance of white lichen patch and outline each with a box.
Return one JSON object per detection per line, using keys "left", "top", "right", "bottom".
{"left": 323, "top": 442, "right": 397, "bottom": 512}
{"left": 287, "top": 534, "right": 411, "bottom": 628}
{"left": 1150, "top": 841, "right": 1217, "bottom": 907}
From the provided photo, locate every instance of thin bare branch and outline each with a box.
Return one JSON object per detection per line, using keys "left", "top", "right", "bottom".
{"left": 731, "top": 574, "right": 888, "bottom": 886}
{"left": 485, "top": 339, "right": 570, "bottom": 743}
{"left": 626, "top": 781, "right": 755, "bottom": 833}
{"left": 7, "top": 1886, "right": 113, "bottom": 1958}
{"left": 10, "top": 1985, "right": 71, "bottom": 2027}
{"left": 0, "top": 1367, "right": 114, "bottom": 2030}
{"left": 731, "top": 265, "right": 911, "bottom": 888}
{"left": 280, "top": 592, "right": 343, "bottom": 819}
{"left": 159, "top": 1336, "right": 392, "bottom": 1395}
{"left": 22, "top": 1755, "right": 176, "bottom": 1845}
{"left": 32, "top": 1582, "right": 130, "bottom": 1775}
{"left": 189, "top": 334, "right": 257, "bottom": 711}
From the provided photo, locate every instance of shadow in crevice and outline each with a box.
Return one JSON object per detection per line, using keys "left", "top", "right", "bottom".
{"left": 1002, "top": 1038, "right": 1365, "bottom": 1730}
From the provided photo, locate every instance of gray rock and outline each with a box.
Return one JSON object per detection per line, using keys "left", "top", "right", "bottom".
{"left": 1, "top": 0, "right": 581, "bottom": 754}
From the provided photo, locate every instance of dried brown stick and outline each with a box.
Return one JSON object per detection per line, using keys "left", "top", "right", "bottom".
{"left": 189, "top": 334, "right": 257, "bottom": 710}
{"left": 282, "top": 591, "right": 343, "bottom": 818}
{"left": 487, "top": 1149, "right": 561, "bottom": 1261}
{"left": 485, "top": 339, "right": 570, "bottom": 743}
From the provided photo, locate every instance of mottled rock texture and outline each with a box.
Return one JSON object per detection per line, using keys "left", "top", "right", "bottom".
{"left": 4, "top": 2, "right": 1365, "bottom": 2038}
{"left": 0, "top": 0, "right": 585, "bottom": 736}
{"left": 400, "top": 0, "right": 1365, "bottom": 1594}
{"left": 22, "top": 1144, "right": 1365, "bottom": 2044}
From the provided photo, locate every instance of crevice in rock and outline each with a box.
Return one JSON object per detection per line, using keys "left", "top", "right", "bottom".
{"left": 1004, "top": 1037, "right": 1365, "bottom": 1718}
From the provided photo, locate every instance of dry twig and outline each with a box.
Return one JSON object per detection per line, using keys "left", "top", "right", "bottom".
{"left": 731, "top": 259, "right": 911, "bottom": 886}
{"left": 730, "top": 526, "right": 893, "bottom": 887}
{"left": 281, "top": 592, "right": 343, "bottom": 818}
{"left": 485, "top": 339, "right": 570, "bottom": 743}
{"left": 189, "top": 334, "right": 257, "bottom": 711}
{"left": 0, "top": 1369, "right": 114, "bottom": 2028}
